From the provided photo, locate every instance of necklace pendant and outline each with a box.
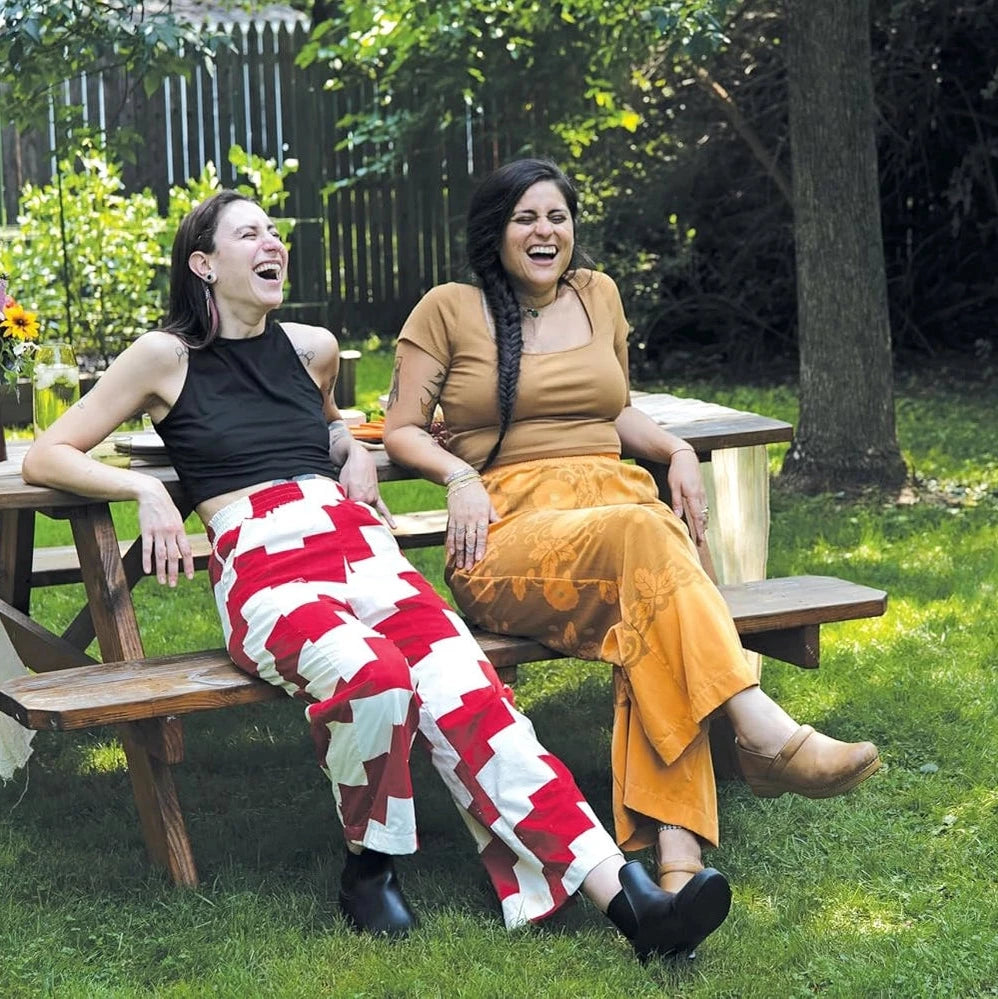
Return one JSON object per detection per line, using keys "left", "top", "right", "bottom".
{"left": 523, "top": 307, "right": 540, "bottom": 318}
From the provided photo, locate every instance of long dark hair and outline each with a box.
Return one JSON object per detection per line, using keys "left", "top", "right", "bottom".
{"left": 161, "top": 189, "right": 255, "bottom": 348}
{"left": 466, "top": 158, "right": 588, "bottom": 471}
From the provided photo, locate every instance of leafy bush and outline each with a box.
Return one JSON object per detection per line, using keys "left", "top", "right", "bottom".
{"left": 0, "top": 142, "right": 167, "bottom": 368}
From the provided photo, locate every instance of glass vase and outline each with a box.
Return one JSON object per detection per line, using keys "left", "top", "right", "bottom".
{"left": 32, "top": 342, "right": 80, "bottom": 437}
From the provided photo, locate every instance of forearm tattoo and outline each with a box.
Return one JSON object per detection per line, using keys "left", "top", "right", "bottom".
{"left": 414, "top": 427, "right": 445, "bottom": 451}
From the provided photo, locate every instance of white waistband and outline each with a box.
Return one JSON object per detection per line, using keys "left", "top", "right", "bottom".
{"left": 207, "top": 477, "right": 344, "bottom": 537}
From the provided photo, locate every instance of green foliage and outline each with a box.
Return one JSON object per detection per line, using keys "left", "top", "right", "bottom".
{"left": 0, "top": 1, "right": 227, "bottom": 141}
{"left": 165, "top": 148, "right": 300, "bottom": 254}
{"left": 0, "top": 143, "right": 167, "bottom": 364}
{"left": 297, "top": 1, "right": 731, "bottom": 183}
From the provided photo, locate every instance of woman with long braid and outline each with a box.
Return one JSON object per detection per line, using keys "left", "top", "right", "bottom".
{"left": 383, "top": 158, "right": 881, "bottom": 946}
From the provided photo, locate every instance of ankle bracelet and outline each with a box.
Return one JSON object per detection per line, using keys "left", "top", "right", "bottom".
{"left": 657, "top": 823, "right": 686, "bottom": 833}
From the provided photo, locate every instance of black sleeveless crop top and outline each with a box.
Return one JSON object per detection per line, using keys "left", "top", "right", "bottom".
{"left": 155, "top": 319, "right": 335, "bottom": 506}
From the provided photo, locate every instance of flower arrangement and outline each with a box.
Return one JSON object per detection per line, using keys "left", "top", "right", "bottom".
{"left": 0, "top": 272, "right": 41, "bottom": 389}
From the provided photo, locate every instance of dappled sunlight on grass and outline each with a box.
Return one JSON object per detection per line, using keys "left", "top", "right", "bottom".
{"left": 819, "top": 890, "right": 915, "bottom": 937}
{"left": 77, "top": 739, "right": 127, "bottom": 775}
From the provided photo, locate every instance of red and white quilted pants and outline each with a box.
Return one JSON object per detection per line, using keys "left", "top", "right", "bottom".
{"left": 207, "top": 478, "right": 618, "bottom": 927}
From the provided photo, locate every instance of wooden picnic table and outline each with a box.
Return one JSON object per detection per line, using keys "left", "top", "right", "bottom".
{"left": 0, "top": 394, "right": 795, "bottom": 677}
{"left": 0, "top": 396, "right": 793, "bottom": 624}
{"left": 0, "top": 395, "right": 795, "bottom": 884}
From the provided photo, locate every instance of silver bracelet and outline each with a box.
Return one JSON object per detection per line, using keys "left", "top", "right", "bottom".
{"left": 327, "top": 419, "right": 350, "bottom": 443}
{"left": 444, "top": 466, "right": 477, "bottom": 486}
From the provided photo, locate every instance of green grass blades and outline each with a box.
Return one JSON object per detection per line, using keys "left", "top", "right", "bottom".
{"left": 4, "top": 357, "right": 997, "bottom": 997}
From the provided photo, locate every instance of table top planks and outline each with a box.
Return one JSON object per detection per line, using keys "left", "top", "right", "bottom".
{"left": 0, "top": 396, "right": 792, "bottom": 511}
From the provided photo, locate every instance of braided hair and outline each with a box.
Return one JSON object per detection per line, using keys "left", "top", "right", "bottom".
{"left": 466, "top": 159, "right": 586, "bottom": 471}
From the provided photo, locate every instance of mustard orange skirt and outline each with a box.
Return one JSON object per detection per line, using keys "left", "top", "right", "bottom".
{"left": 447, "top": 454, "right": 756, "bottom": 849}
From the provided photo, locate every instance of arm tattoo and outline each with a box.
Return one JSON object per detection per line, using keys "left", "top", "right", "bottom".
{"left": 414, "top": 427, "right": 445, "bottom": 451}
{"left": 419, "top": 368, "right": 446, "bottom": 430}
{"left": 386, "top": 357, "right": 402, "bottom": 410}
{"left": 175, "top": 345, "right": 188, "bottom": 364}
{"left": 296, "top": 347, "right": 316, "bottom": 367}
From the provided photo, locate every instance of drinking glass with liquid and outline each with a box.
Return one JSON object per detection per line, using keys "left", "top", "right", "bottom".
{"left": 32, "top": 342, "right": 80, "bottom": 436}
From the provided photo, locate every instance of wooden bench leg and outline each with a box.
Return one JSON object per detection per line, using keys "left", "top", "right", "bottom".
{"left": 69, "top": 505, "right": 199, "bottom": 887}
{"left": 119, "top": 717, "right": 199, "bottom": 887}
{"left": 741, "top": 624, "right": 820, "bottom": 669}
{"left": 708, "top": 715, "right": 743, "bottom": 781}
{"left": 0, "top": 509, "right": 35, "bottom": 614}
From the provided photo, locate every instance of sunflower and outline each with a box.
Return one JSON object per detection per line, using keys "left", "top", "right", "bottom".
{"left": 0, "top": 301, "right": 40, "bottom": 342}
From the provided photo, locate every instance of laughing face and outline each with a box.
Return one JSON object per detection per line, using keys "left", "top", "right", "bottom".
{"left": 193, "top": 199, "right": 289, "bottom": 314}
{"left": 499, "top": 180, "right": 575, "bottom": 305}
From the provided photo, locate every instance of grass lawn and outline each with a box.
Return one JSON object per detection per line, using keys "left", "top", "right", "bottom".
{"left": 1, "top": 354, "right": 996, "bottom": 997}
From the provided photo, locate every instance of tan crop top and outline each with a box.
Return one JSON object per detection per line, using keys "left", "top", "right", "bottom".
{"left": 398, "top": 269, "right": 631, "bottom": 469}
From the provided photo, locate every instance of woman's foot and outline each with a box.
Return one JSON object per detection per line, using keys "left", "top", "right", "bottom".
{"left": 735, "top": 724, "right": 881, "bottom": 798}
{"left": 338, "top": 848, "right": 418, "bottom": 937}
{"left": 607, "top": 860, "right": 731, "bottom": 962}
{"left": 723, "top": 686, "right": 881, "bottom": 798}
{"left": 654, "top": 824, "right": 704, "bottom": 893}
{"left": 658, "top": 859, "right": 706, "bottom": 894}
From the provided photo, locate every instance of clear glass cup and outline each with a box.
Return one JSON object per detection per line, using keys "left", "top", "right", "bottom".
{"left": 32, "top": 342, "right": 81, "bottom": 436}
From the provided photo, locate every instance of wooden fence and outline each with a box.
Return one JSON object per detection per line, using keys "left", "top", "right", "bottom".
{"left": 0, "top": 18, "right": 539, "bottom": 337}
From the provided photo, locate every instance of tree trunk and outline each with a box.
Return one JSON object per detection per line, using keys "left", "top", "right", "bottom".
{"left": 780, "top": 0, "right": 907, "bottom": 492}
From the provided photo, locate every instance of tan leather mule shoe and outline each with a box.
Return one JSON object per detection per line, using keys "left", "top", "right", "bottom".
{"left": 736, "top": 724, "right": 881, "bottom": 799}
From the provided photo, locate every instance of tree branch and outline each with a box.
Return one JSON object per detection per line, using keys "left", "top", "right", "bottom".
{"left": 691, "top": 64, "right": 793, "bottom": 207}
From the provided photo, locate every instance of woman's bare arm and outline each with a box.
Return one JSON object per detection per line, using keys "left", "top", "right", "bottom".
{"left": 21, "top": 331, "right": 195, "bottom": 585}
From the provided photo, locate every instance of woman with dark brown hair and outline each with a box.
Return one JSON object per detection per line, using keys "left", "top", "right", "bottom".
{"left": 384, "top": 158, "right": 881, "bottom": 943}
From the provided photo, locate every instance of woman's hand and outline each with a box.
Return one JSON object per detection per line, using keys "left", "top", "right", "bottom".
{"left": 136, "top": 485, "right": 195, "bottom": 587}
{"left": 668, "top": 449, "right": 710, "bottom": 545}
{"left": 338, "top": 442, "right": 396, "bottom": 528}
{"left": 447, "top": 480, "right": 500, "bottom": 568}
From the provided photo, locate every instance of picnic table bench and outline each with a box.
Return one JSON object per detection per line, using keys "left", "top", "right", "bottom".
{"left": 0, "top": 403, "right": 888, "bottom": 887}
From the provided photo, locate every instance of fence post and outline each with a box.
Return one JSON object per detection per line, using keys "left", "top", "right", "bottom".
{"left": 333, "top": 349, "right": 361, "bottom": 409}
